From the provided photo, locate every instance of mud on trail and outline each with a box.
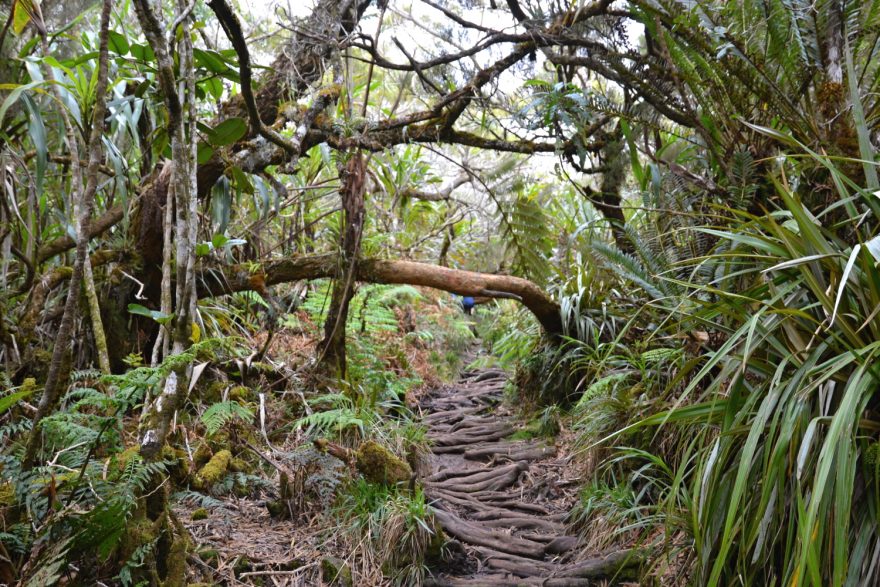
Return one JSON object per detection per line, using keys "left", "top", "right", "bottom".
{"left": 421, "top": 368, "right": 642, "bottom": 587}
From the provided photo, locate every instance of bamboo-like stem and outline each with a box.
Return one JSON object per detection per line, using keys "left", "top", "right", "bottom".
{"left": 83, "top": 257, "right": 111, "bottom": 374}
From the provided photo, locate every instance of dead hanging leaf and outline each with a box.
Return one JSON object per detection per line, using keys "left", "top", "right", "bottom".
{"left": 188, "top": 361, "right": 210, "bottom": 393}
{"left": 13, "top": 0, "right": 45, "bottom": 36}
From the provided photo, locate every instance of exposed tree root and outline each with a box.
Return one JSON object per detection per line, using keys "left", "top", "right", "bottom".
{"left": 474, "top": 547, "right": 558, "bottom": 576}
{"left": 464, "top": 443, "right": 557, "bottom": 462}
{"left": 421, "top": 367, "right": 646, "bottom": 584}
{"left": 432, "top": 509, "right": 546, "bottom": 559}
{"left": 428, "top": 462, "right": 525, "bottom": 486}
{"left": 552, "top": 549, "right": 644, "bottom": 578}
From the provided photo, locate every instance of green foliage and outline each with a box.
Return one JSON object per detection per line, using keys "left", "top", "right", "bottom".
{"left": 3, "top": 0, "right": 880, "bottom": 584}
{"left": 200, "top": 400, "right": 254, "bottom": 435}
{"left": 0, "top": 387, "right": 35, "bottom": 416}
{"left": 559, "top": 144, "right": 880, "bottom": 585}
{"left": 295, "top": 396, "right": 367, "bottom": 437}
{"left": 476, "top": 302, "right": 539, "bottom": 368}
{"left": 0, "top": 340, "right": 241, "bottom": 583}
{"left": 212, "top": 471, "right": 273, "bottom": 497}
{"left": 659, "top": 155, "right": 880, "bottom": 585}
{"left": 331, "top": 480, "right": 440, "bottom": 585}
{"left": 496, "top": 186, "right": 554, "bottom": 284}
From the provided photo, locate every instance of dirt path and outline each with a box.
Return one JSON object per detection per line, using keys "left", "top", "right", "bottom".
{"left": 421, "top": 368, "right": 641, "bottom": 586}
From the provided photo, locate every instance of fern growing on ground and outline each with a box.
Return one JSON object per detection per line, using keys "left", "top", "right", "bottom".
{"left": 200, "top": 401, "right": 254, "bottom": 435}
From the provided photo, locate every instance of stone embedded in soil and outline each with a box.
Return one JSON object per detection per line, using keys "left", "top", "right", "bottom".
{"left": 321, "top": 556, "right": 353, "bottom": 586}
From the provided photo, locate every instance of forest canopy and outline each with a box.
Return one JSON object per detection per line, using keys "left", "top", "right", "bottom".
{"left": 1, "top": 0, "right": 880, "bottom": 585}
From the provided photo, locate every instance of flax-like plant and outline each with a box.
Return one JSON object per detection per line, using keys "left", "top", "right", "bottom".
{"left": 638, "top": 144, "right": 880, "bottom": 585}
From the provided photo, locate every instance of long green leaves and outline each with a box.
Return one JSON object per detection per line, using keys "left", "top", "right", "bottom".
{"left": 649, "top": 146, "right": 880, "bottom": 585}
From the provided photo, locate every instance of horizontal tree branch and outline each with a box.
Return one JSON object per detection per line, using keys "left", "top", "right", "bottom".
{"left": 198, "top": 254, "right": 563, "bottom": 335}
{"left": 36, "top": 205, "right": 124, "bottom": 264}
{"left": 399, "top": 174, "right": 470, "bottom": 201}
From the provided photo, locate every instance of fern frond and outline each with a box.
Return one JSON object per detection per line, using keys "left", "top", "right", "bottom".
{"left": 495, "top": 188, "right": 554, "bottom": 283}
{"left": 294, "top": 408, "right": 365, "bottom": 436}
{"left": 591, "top": 241, "right": 667, "bottom": 300}
{"left": 172, "top": 490, "right": 230, "bottom": 510}
{"left": 200, "top": 401, "right": 254, "bottom": 435}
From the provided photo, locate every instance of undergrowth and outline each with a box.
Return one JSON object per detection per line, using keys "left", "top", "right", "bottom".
{"left": 331, "top": 479, "right": 442, "bottom": 586}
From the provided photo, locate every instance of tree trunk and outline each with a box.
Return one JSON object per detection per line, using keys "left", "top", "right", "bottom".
{"left": 316, "top": 153, "right": 367, "bottom": 378}
{"left": 584, "top": 123, "right": 630, "bottom": 252}
{"left": 133, "top": 0, "right": 199, "bottom": 460}
{"left": 21, "top": 0, "right": 113, "bottom": 470}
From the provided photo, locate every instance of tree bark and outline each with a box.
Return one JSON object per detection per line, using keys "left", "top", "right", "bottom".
{"left": 82, "top": 256, "right": 111, "bottom": 374}
{"left": 316, "top": 153, "right": 367, "bottom": 378}
{"left": 582, "top": 123, "right": 630, "bottom": 252}
{"left": 198, "top": 255, "right": 563, "bottom": 335}
{"left": 21, "top": 0, "right": 114, "bottom": 470}
{"left": 196, "top": 0, "right": 371, "bottom": 198}
{"left": 133, "top": 0, "right": 199, "bottom": 460}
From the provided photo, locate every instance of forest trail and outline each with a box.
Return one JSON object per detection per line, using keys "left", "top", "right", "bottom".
{"left": 421, "top": 368, "right": 641, "bottom": 586}
{"left": 174, "top": 359, "right": 644, "bottom": 586}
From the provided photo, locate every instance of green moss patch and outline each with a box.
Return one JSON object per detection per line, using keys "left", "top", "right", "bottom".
{"left": 355, "top": 441, "right": 412, "bottom": 486}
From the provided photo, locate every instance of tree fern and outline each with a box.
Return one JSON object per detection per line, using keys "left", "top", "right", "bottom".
{"left": 591, "top": 240, "right": 670, "bottom": 300}
{"left": 493, "top": 187, "right": 554, "bottom": 283}
{"left": 727, "top": 148, "right": 758, "bottom": 209}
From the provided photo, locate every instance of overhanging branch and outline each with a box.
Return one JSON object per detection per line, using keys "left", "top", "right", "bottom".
{"left": 197, "top": 254, "right": 563, "bottom": 335}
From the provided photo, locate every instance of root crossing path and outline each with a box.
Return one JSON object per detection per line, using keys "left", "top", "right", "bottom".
{"left": 421, "top": 368, "right": 642, "bottom": 587}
